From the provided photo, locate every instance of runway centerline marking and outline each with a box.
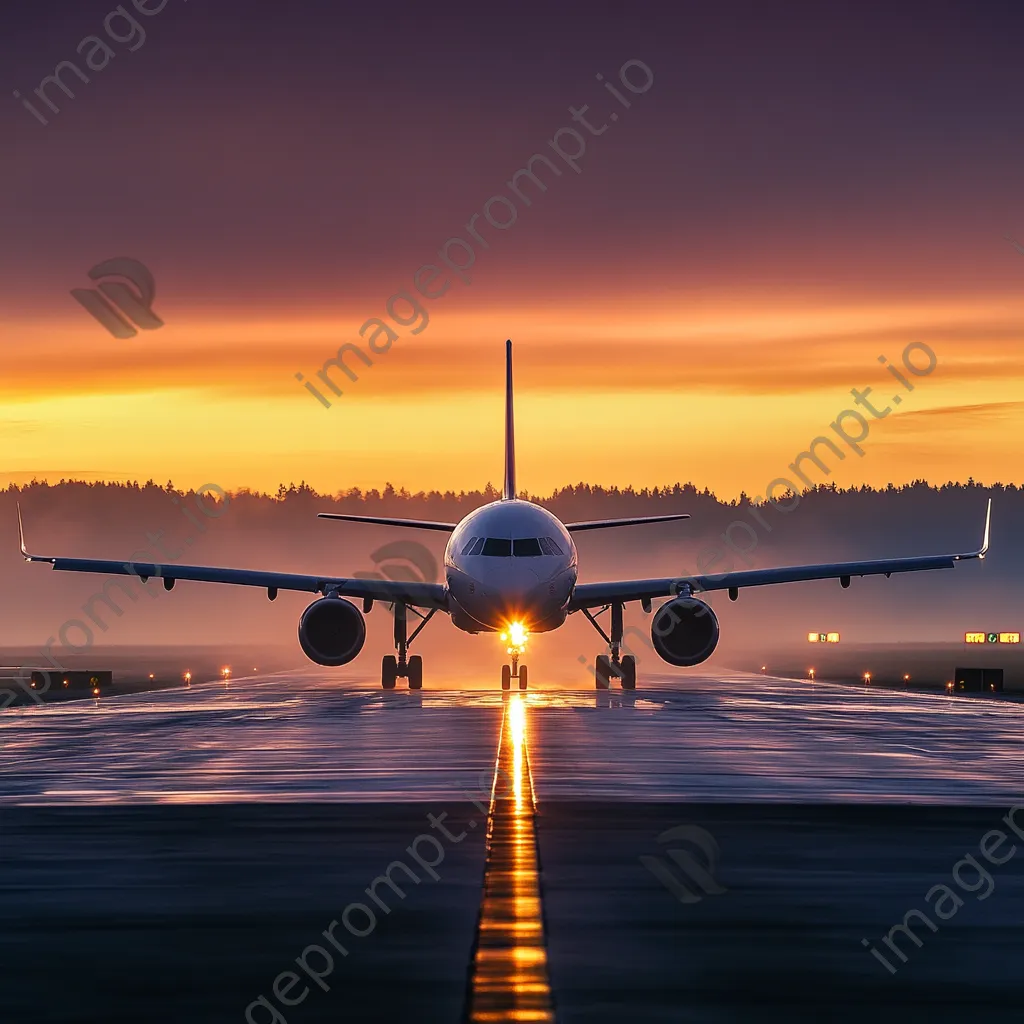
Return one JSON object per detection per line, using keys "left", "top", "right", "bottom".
{"left": 464, "top": 694, "right": 555, "bottom": 1023}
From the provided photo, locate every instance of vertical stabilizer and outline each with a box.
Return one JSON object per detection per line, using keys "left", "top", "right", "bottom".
{"left": 503, "top": 339, "right": 516, "bottom": 500}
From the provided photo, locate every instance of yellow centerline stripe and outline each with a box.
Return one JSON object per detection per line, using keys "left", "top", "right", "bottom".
{"left": 465, "top": 694, "right": 555, "bottom": 1023}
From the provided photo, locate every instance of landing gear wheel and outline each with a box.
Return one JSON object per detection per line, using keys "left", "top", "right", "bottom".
{"left": 501, "top": 665, "right": 511, "bottom": 690}
{"left": 408, "top": 655, "right": 423, "bottom": 690}
{"left": 382, "top": 655, "right": 398, "bottom": 689}
{"left": 518, "top": 665, "right": 528, "bottom": 690}
{"left": 595, "top": 655, "right": 612, "bottom": 689}
{"left": 620, "top": 655, "right": 636, "bottom": 690}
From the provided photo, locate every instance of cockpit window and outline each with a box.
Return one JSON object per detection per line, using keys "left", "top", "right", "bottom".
{"left": 469, "top": 536, "right": 563, "bottom": 557}
{"left": 539, "top": 536, "right": 563, "bottom": 556}
{"left": 512, "top": 538, "right": 543, "bottom": 557}
{"left": 481, "top": 537, "right": 512, "bottom": 557}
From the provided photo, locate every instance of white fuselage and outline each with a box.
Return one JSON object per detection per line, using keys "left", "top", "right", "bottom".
{"left": 444, "top": 499, "right": 578, "bottom": 633}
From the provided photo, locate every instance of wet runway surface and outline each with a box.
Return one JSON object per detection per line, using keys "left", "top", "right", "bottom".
{"left": 1, "top": 671, "right": 1023, "bottom": 1021}
{"left": 1, "top": 671, "right": 1023, "bottom": 804}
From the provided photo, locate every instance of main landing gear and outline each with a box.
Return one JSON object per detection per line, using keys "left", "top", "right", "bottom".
{"left": 381, "top": 602, "right": 436, "bottom": 690}
{"left": 501, "top": 652, "right": 528, "bottom": 691}
{"left": 582, "top": 600, "right": 637, "bottom": 689}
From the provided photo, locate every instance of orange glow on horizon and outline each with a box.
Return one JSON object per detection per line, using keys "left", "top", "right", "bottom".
{"left": 3, "top": 295, "right": 1024, "bottom": 497}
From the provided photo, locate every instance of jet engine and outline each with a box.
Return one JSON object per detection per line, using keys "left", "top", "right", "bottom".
{"left": 298, "top": 597, "right": 366, "bottom": 666}
{"left": 651, "top": 597, "right": 720, "bottom": 666}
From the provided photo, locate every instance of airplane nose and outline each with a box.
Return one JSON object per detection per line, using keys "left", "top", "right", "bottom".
{"left": 499, "top": 564, "right": 540, "bottom": 596}
{"left": 494, "top": 565, "right": 545, "bottom": 619}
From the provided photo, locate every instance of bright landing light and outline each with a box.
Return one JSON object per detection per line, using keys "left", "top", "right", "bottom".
{"left": 500, "top": 621, "right": 530, "bottom": 657}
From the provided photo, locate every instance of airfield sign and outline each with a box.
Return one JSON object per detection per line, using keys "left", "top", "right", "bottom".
{"left": 807, "top": 632, "right": 841, "bottom": 643}
{"left": 964, "top": 631, "right": 1020, "bottom": 644}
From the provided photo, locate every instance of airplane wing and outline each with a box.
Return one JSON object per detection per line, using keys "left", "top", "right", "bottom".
{"left": 565, "top": 514, "right": 691, "bottom": 532}
{"left": 18, "top": 508, "right": 448, "bottom": 609}
{"left": 569, "top": 499, "right": 991, "bottom": 610}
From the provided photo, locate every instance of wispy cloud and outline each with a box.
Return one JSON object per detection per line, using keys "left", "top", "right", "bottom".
{"left": 883, "top": 401, "right": 1024, "bottom": 431}
{"left": 3, "top": 299, "right": 1024, "bottom": 401}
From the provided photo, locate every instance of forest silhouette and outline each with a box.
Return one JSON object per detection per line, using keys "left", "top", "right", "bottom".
{"left": 2, "top": 477, "right": 1017, "bottom": 660}
{"left": 3, "top": 476, "right": 1013, "bottom": 570}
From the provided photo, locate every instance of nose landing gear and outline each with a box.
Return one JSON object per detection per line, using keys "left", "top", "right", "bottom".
{"left": 499, "top": 623, "right": 530, "bottom": 689}
{"left": 501, "top": 654, "right": 528, "bottom": 690}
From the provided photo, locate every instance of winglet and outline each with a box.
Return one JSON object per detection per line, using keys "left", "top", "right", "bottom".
{"left": 17, "top": 502, "right": 28, "bottom": 558}
{"left": 979, "top": 497, "right": 992, "bottom": 558}
{"left": 957, "top": 497, "right": 992, "bottom": 561}
{"left": 17, "top": 503, "right": 52, "bottom": 564}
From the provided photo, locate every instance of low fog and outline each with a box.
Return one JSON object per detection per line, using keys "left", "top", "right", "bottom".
{"left": 1, "top": 481, "right": 1015, "bottom": 684}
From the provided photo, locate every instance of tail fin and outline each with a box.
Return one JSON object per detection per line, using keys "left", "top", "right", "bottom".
{"left": 503, "top": 339, "right": 516, "bottom": 500}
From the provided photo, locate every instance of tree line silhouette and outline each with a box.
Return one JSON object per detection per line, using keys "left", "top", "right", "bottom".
{"left": 4, "top": 477, "right": 1013, "bottom": 557}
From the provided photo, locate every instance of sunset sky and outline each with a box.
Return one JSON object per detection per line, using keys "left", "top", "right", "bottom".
{"left": 3, "top": 0, "right": 1024, "bottom": 498}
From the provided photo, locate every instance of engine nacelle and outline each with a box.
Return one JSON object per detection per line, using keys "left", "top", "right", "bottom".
{"left": 651, "top": 597, "right": 720, "bottom": 667}
{"left": 298, "top": 597, "right": 366, "bottom": 666}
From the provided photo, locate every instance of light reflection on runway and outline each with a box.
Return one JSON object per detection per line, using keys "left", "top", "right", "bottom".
{"left": 466, "top": 695, "right": 555, "bottom": 1023}
{"left": 530, "top": 673, "right": 1024, "bottom": 804}
{"left": 0, "top": 675, "right": 502, "bottom": 804}
{"left": 1, "top": 670, "right": 1022, "bottom": 805}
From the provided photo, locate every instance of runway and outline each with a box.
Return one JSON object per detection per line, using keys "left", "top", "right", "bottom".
{"left": 1, "top": 671, "right": 1023, "bottom": 1022}
{"left": 3, "top": 670, "right": 1023, "bottom": 805}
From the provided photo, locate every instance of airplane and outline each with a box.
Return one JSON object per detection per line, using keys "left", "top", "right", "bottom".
{"left": 19, "top": 340, "right": 991, "bottom": 691}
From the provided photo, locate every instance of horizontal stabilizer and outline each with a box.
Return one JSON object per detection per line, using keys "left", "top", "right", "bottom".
{"left": 565, "top": 514, "right": 691, "bottom": 533}
{"left": 317, "top": 513, "right": 457, "bottom": 532}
